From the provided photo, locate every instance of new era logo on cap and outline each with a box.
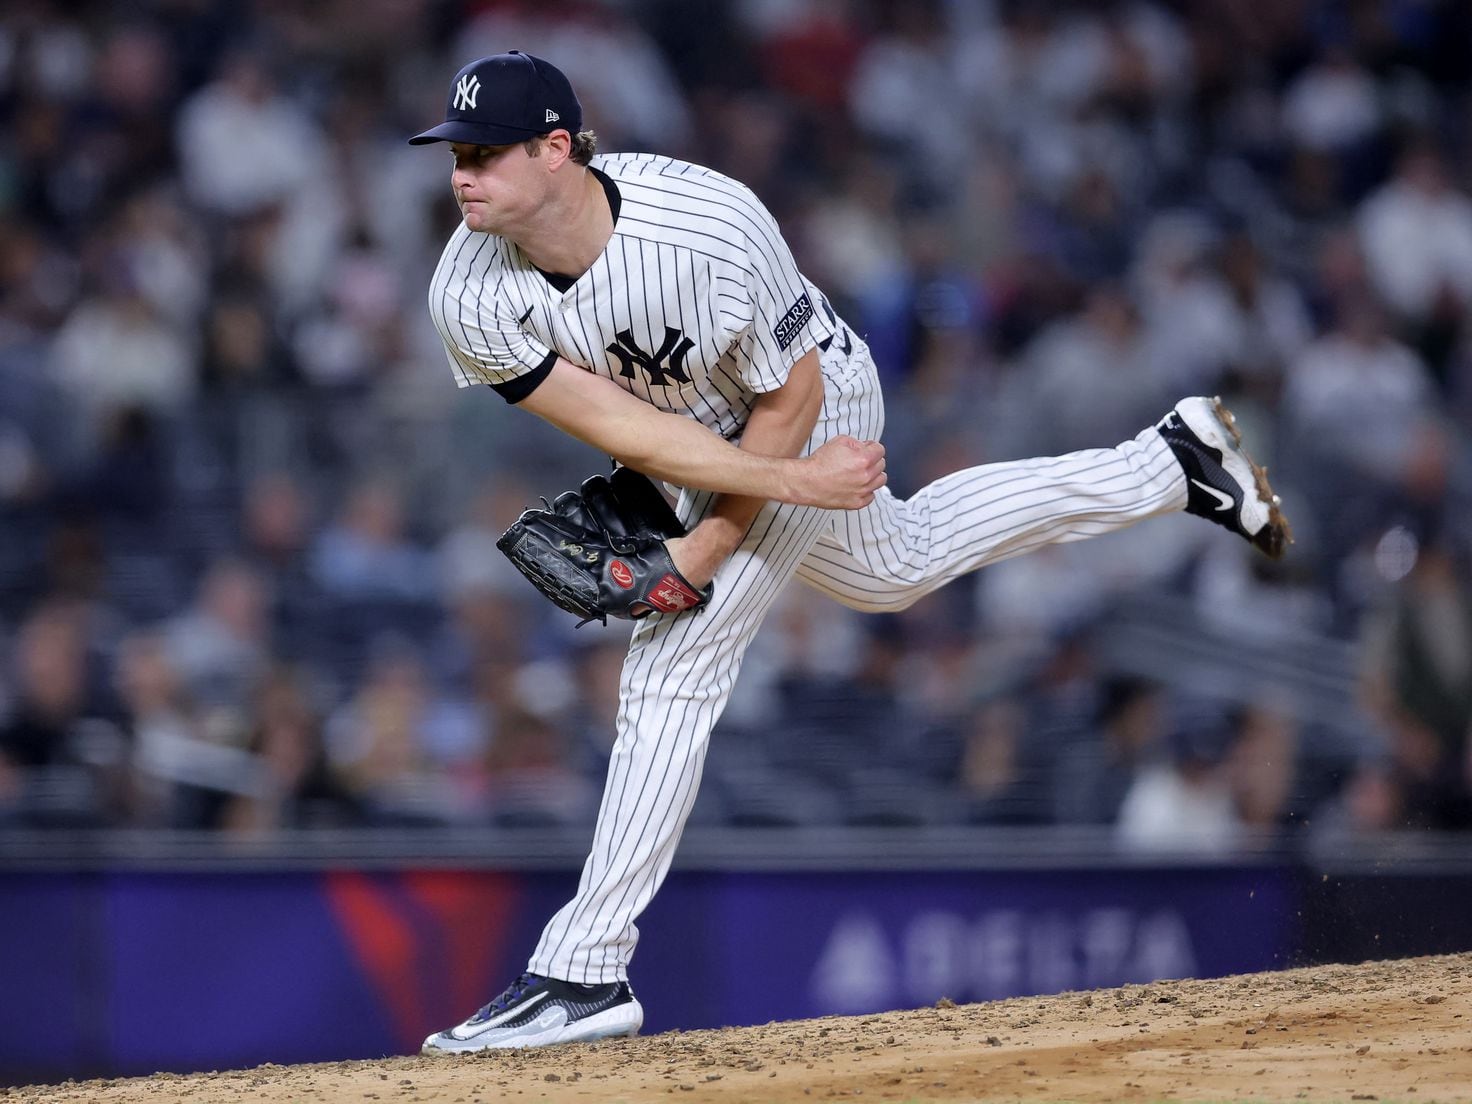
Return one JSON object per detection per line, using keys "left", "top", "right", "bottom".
{"left": 408, "top": 51, "right": 583, "bottom": 147}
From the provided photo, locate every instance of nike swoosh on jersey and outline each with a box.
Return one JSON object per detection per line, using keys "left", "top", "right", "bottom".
{"left": 454, "top": 990, "right": 551, "bottom": 1036}
{"left": 1190, "top": 479, "right": 1235, "bottom": 512}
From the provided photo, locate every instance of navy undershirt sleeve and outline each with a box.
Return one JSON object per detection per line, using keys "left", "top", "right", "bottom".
{"left": 492, "top": 350, "right": 557, "bottom": 403}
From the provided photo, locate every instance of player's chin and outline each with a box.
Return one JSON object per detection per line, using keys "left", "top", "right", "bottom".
{"left": 460, "top": 203, "right": 496, "bottom": 233}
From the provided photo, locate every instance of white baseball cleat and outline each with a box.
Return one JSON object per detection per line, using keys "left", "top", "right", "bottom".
{"left": 1156, "top": 395, "right": 1293, "bottom": 560}
{"left": 421, "top": 972, "right": 644, "bottom": 1054}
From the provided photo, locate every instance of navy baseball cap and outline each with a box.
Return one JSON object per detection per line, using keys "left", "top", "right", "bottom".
{"left": 409, "top": 51, "right": 582, "bottom": 146}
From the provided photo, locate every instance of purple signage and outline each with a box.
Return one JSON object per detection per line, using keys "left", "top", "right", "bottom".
{"left": 687, "top": 869, "right": 1292, "bottom": 1024}
{"left": 0, "top": 865, "right": 1292, "bottom": 1084}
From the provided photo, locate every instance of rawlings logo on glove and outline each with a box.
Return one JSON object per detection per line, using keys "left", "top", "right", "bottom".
{"left": 495, "top": 468, "right": 713, "bottom": 625}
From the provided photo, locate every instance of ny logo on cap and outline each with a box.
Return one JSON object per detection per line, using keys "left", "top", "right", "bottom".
{"left": 454, "top": 73, "right": 481, "bottom": 111}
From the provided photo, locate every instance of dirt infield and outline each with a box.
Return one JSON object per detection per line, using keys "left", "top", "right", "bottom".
{"left": 15, "top": 953, "right": 1472, "bottom": 1103}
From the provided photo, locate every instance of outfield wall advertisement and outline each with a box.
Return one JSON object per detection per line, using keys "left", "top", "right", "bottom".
{"left": 0, "top": 865, "right": 1295, "bottom": 1084}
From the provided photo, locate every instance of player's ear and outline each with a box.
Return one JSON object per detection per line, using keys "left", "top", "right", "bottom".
{"left": 541, "top": 128, "right": 574, "bottom": 170}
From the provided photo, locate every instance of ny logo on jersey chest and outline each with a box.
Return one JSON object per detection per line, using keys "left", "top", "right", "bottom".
{"left": 605, "top": 327, "right": 695, "bottom": 387}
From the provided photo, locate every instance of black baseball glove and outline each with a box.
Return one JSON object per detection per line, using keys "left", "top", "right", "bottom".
{"left": 495, "top": 467, "right": 713, "bottom": 625}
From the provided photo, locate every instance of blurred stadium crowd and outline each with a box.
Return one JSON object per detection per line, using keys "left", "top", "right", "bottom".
{"left": 0, "top": 0, "right": 1470, "bottom": 843}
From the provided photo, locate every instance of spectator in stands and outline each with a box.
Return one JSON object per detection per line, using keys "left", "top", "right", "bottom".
{"left": 477, "top": 705, "right": 595, "bottom": 828}
{"left": 108, "top": 187, "right": 209, "bottom": 335}
{"left": 432, "top": 587, "right": 536, "bottom": 705}
{"left": 894, "top": 601, "right": 987, "bottom": 730}
{"left": 1358, "top": 139, "right": 1472, "bottom": 331}
{"left": 1, "top": 11, "right": 99, "bottom": 237}
{"left": 1225, "top": 703, "right": 1302, "bottom": 830}
{"left": 1117, "top": 698, "right": 1244, "bottom": 854}
{"left": 290, "top": 229, "right": 404, "bottom": 390}
{"left": 0, "top": 215, "right": 77, "bottom": 347}
{"left": 1191, "top": 523, "right": 1336, "bottom": 643}
{"left": 47, "top": 260, "right": 196, "bottom": 443}
{"left": 1358, "top": 517, "right": 1472, "bottom": 828}
{"left": 775, "top": 614, "right": 911, "bottom": 762}
{"left": 1016, "top": 282, "right": 1176, "bottom": 454}
{"left": 1306, "top": 225, "right": 1374, "bottom": 322}
{"left": 240, "top": 471, "right": 318, "bottom": 658}
{"left": 79, "top": 25, "right": 179, "bottom": 200}
{"left": 1042, "top": 167, "right": 1137, "bottom": 285}
{"left": 1132, "top": 212, "right": 1239, "bottom": 395}
{"left": 222, "top": 665, "right": 358, "bottom": 833}
{"left": 755, "top": 0, "right": 866, "bottom": 117}
{"left": 1316, "top": 758, "right": 1405, "bottom": 834}
{"left": 847, "top": 0, "right": 968, "bottom": 193}
{"left": 560, "top": 638, "right": 629, "bottom": 772}
{"left": 1358, "top": 138, "right": 1472, "bottom": 385}
{"left": 72, "top": 404, "right": 170, "bottom": 533}
{"left": 957, "top": 696, "right": 1048, "bottom": 824}
{"left": 1282, "top": 291, "right": 1446, "bottom": 544}
{"left": 174, "top": 48, "right": 339, "bottom": 310}
{"left": 0, "top": 600, "right": 122, "bottom": 822}
{"left": 116, "top": 628, "right": 262, "bottom": 827}
{"left": 324, "top": 642, "right": 482, "bottom": 824}
{"left": 799, "top": 154, "right": 907, "bottom": 322}
{"left": 163, "top": 557, "right": 271, "bottom": 716}
{"left": 955, "top": 2, "right": 1116, "bottom": 152}
{"left": 309, "top": 479, "right": 437, "bottom": 604}
{"left": 1281, "top": 44, "right": 1381, "bottom": 155}
{"left": 1210, "top": 232, "right": 1313, "bottom": 394}
{"left": 853, "top": 215, "right": 990, "bottom": 406}
{"left": 200, "top": 289, "right": 291, "bottom": 393}
{"left": 436, "top": 484, "right": 534, "bottom": 609}
{"left": 1053, "top": 676, "right": 1165, "bottom": 826}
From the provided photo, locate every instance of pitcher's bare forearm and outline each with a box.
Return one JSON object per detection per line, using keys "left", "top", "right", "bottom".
{"left": 677, "top": 350, "right": 827, "bottom": 579}
{"left": 517, "top": 355, "right": 882, "bottom": 509}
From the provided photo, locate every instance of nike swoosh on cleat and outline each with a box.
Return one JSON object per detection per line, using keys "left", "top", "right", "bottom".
{"left": 456, "top": 990, "right": 551, "bottom": 1036}
{"left": 528, "top": 1006, "right": 570, "bottom": 1031}
{"left": 1191, "top": 479, "right": 1235, "bottom": 512}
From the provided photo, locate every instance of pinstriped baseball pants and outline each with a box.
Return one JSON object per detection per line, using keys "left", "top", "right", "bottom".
{"left": 527, "top": 346, "right": 1189, "bottom": 984}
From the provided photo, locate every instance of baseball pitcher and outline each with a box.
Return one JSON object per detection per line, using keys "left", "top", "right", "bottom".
{"left": 411, "top": 51, "right": 1290, "bottom": 1052}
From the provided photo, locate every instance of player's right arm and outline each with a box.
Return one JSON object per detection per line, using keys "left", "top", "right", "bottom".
{"left": 518, "top": 357, "right": 884, "bottom": 510}
{"left": 428, "top": 236, "right": 881, "bottom": 509}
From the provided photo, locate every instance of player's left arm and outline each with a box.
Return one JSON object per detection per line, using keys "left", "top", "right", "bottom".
{"left": 665, "top": 346, "right": 827, "bottom": 587}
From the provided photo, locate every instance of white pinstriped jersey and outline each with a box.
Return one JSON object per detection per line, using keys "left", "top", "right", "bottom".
{"left": 428, "top": 152, "right": 840, "bottom": 439}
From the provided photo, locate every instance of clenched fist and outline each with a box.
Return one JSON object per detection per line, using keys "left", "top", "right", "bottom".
{"left": 790, "top": 436, "right": 887, "bottom": 509}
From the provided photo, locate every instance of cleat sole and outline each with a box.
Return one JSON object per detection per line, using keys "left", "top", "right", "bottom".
{"left": 1210, "top": 396, "right": 1293, "bottom": 560}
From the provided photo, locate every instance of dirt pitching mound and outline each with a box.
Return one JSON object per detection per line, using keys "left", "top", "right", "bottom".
{"left": 15, "top": 953, "right": 1472, "bottom": 1103}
